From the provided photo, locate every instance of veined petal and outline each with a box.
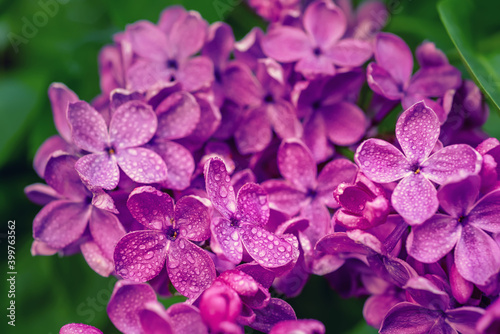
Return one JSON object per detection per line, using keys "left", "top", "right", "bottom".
{"left": 116, "top": 147, "right": 168, "bottom": 184}
{"left": 68, "top": 101, "right": 108, "bottom": 153}
{"left": 114, "top": 230, "right": 168, "bottom": 282}
{"left": 468, "top": 189, "right": 500, "bottom": 233}
{"left": 380, "top": 302, "right": 439, "bottom": 334}
{"left": 204, "top": 157, "right": 237, "bottom": 218}
{"left": 155, "top": 91, "right": 200, "bottom": 141}
{"left": 407, "top": 214, "right": 461, "bottom": 263}
{"left": 391, "top": 173, "right": 438, "bottom": 225}
{"left": 212, "top": 217, "right": 242, "bottom": 264}
{"left": 127, "top": 186, "right": 174, "bottom": 231}
{"left": 236, "top": 183, "right": 270, "bottom": 227}
{"left": 110, "top": 100, "right": 157, "bottom": 149}
{"left": 166, "top": 238, "right": 216, "bottom": 299}
{"left": 355, "top": 139, "right": 411, "bottom": 183}
{"left": 278, "top": 139, "right": 317, "bottom": 192}
{"left": 174, "top": 195, "right": 211, "bottom": 242}
{"left": 261, "top": 26, "right": 311, "bottom": 62}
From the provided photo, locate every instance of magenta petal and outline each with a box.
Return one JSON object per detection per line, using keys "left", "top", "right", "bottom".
{"left": 80, "top": 240, "right": 114, "bottom": 277}
{"left": 268, "top": 101, "right": 303, "bottom": 140}
{"left": 127, "top": 21, "right": 169, "bottom": 62}
{"left": 25, "top": 183, "right": 61, "bottom": 205}
{"left": 261, "top": 26, "right": 311, "bottom": 62}
{"left": 446, "top": 306, "right": 485, "bottom": 334}
{"left": 327, "top": 38, "right": 372, "bottom": 67}
{"left": 203, "top": 22, "right": 234, "bottom": 67}
{"left": 322, "top": 102, "right": 367, "bottom": 146}
{"left": 374, "top": 33, "right": 413, "bottom": 85}
{"left": 48, "top": 83, "right": 79, "bottom": 143}
{"left": 114, "top": 230, "right": 168, "bottom": 282}
{"left": 155, "top": 92, "right": 200, "bottom": 140}
{"left": 166, "top": 303, "right": 208, "bottom": 334}
{"left": 223, "top": 62, "right": 263, "bottom": 107}
{"left": 407, "top": 65, "right": 462, "bottom": 97}
{"left": 316, "top": 158, "right": 358, "bottom": 208}
{"left": 468, "top": 189, "right": 500, "bottom": 233}
{"left": 127, "top": 186, "right": 174, "bottom": 230}
{"left": 44, "top": 154, "right": 88, "bottom": 201}
{"left": 110, "top": 101, "right": 157, "bottom": 149}
{"left": 138, "top": 304, "right": 174, "bottom": 334}
{"left": 422, "top": 144, "right": 482, "bottom": 185}
{"left": 240, "top": 224, "right": 294, "bottom": 268}
{"left": 367, "top": 62, "right": 403, "bottom": 100}
{"left": 166, "top": 238, "right": 216, "bottom": 299}
{"left": 392, "top": 173, "right": 438, "bottom": 225}
{"left": 75, "top": 153, "right": 119, "bottom": 190}
{"left": 68, "top": 101, "right": 109, "bottom": 152}
{"left": 396, "top": 101, "right": 440, "bottom": 164}
{"left": 303, "top": 0, "right": 345, "bottom": 48}
{"left": 380, "top": 302, "right": 438, "bottom": 333}
{"left": 107, "top": 280, "right": 158, "bottom": 334}
{"left": 355, "top": 139, "right": 411, "bottom": 183}
{"left": 169, "top": 11, "right": 207, "bottom": 59}
{"left": 262, "top": 180, "right": 307, "bottom": 216}
{"left": 455, "top": 224, "right": 500, "bottom": 285}
{"left": 363, "top": 293, "right": 403, "bottom": 329}
{"left": 236, "top": 183, "right": 270, "bottom": 227}
{"left": 251, "top": 298, "right": 296, "bottom": 333}
{"left": 33, "top": 135, "right": 70, "bottom": 178}
{"left": 270, "top": 319, "right": 325, "bottom": 334}
{"left": 407, "top": 214, "right": 461, "bottom": 263}
{"left": 234, "top": 106, "right": 272, "bottom": 154}
{"left": 416, "top": 42, "right": 449, "bottom": 68}
{"left": 177, "top": 56, "right": 214, "bottom": 92}
{"left": 154, "top": 141, "right": 194, "bottom": 191}
{"left": 204, "top": 157, "right": 237, "bottom": 218}
{"left": 437, "top": 175, "right": 480, "bottom": 218}
{"left": 213, "top": 217, "right": 243, "bottom": 264}
{"left": 89, "top": 208, "right": 126, "bottom": 260}
{"left": 278, "top": 139, "right": 317, "bottom": 192}
{"left": 302, "top": 111, "right": 334, "bottom": 162}
{"left": 60, "top": 323, "right": 103, "bottom": 334}
{"left": 116, "top": 147, "right": 168, "bottom": 184}
{"left": 174, "top": 195, "right": 211, "bottom": 242}
{"left": 295, "top": 54, "right": 336, "bottom": 79}
{"left": 33, "top": 200, "right": 90, "bottom": 249}
{"left": 158, "top": 6, "right": 187, "bottom": 35}
{"left": 126, "top": 60, "right": 170, "bottom": 92}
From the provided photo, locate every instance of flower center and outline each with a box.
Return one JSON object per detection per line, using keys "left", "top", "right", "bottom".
{"left": 166, "top": 59, "right": 178, "bottom": 70}
{"left": 106, "top": 145, "right": 116, "bottom": 156}
{"left": 165, "top": 226, "right": 179, "bottom": 241}
{"left": 230, "top": 217, "right": 240, "bottom": 228}
{"left": 264, "top": 94, "right": 274, "bottom": 103}
{"left": 313, "top": 47, "right": 322, "bottom": 56}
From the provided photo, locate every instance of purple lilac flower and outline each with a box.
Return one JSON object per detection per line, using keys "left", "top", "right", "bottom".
{"left": 269, "top": 319, "right": 326, "bottom": 334}
{"left": 247, "top": 0, "right": 301, "bottom": 22}
{"left": 68, "top": 100, "right": 168, "bottom": 190}
{"left": 367, "top": 33, "right": 461, "bottom": 122}
{"left": 204, "top": 157, "right": 295, "bottom": 268}
{"left": 261, "top": 0, "right": 372, "bottom": 79}
{"left": 60, "top": 323, "right": 102, "bottom": 334}
{"left": 114, "top": 186, "right": 215, "bottom": 299}
{"left": 336, "top": 0, "right": 387, "bottom": 40}
{"left": 355, "top": 101, "right": 482, "bottom": 225}
{"left": 28, "top": 153, "right": 125, "bottom": 276}
{"left": 199, "top": 284, "right": 243, "bottom": 334}
{"left": 477, "top": 138, "right": 500, "bottom": 193}
{"left": 407, "top": 174, "right": 500, "bottom": 285}
{"left": 234, "top": 27, "right": 266, "bottom": 72}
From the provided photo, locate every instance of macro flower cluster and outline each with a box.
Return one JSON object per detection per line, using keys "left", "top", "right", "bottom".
{"left": 27, "top": 1, "right": 500, "bottom": 333}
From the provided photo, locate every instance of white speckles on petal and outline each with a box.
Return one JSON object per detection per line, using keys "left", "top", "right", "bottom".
{"left": 116, "top": 147, "right": 168, "bottom": 184}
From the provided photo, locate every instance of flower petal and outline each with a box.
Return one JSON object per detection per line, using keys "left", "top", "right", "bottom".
{"left": 174, "top": 195, "right": 211, "bottom": 242}
{"left": 468, "top": 189, "right": 500, "bottom": 233}
{"left": 396, "top": 101, "right": 440, "bottom": 164}
{"left": 380, "top": 302, "right": 439, "bottom": 334}
{"left": 240, "top": 224, "right": 294, "bottom": 268}
{"left": 262, "top": 179, "right": 308, "bottom": 216}
{"left": 169, "top": 11, "right": 208, "bottom": 59}
{"left": 367, "top": 62, "right": 403, "bottom": 100}
{"left": 116, "top": 147, "right": 168, "bottom": 184}
{"left": 327, "top": 38, "right": 372, "bottom": 67}
{"left": 234, "top": 106, "right": 272, "bottom": 154}
{"left": 455, "top": 224, "right": 500, "bottom": 285}
{"left": 166, "top": 303, "right": 208, "bottom": 333}
{"left": 24, "top": 183, "right": 61, "bottom": 205}
{"left": 60, "top": 323, "right": 103, "bottom": 334}
{"left": 278, "top": 139, "right": 317, "bottom": 192}
{"left": 68, "top": 101, "right": 108, "bottom": 153}
{"left": 154, "top": 141, "right": 195, "bottom": 191}
{"left": 407, "top": 65, "right": 461, "bottom": 97}
{"left": 261, "top": 26, "right": 311, "bottom": 62}
{"left": 155, "top": 92, "right": 200, "bottom": 140}
{"left": 138, "top": 305, "right": 174, "bottom": 334}
{"left": 127, "top": 21, "right": 169, "bottom": 62}
{"left": 110, "top": 101, "right": 157, "bottom": 149}
{"left": 251, "top": 298, "right": 296, "bottom": 333}
{"left": 236, "top": 183, "right": 270, "bottom": 226}
{"left": 316, "top": 158, "right": 358, "bottom": 208}
{"left": 48, "top": 83, "right": 79, "bottom": 143}
{"left": 437, "top": 174, "right": 480, "bottom": 218}
{"left": 302, "top": 111, "right": 334, "bottom": 162}
{"left": 303, "top": 0, "right": 345, "bottom": 48}
{"left": 204, "top": 157, "right": 237, "bottom": 218}
{"left": 89, "top": 208, "right": 126, "bottom": 260}
{"left": 114, "top": 230, "right": 168, "bottom": 282}
{"left": 177, "top": 56, "right": 214, "bottom": 92}
{"left": 374, "top": 33, "right": 413, "bottom": 85}
{"left": 44, "top": 154, "right": 89, "bottom": 201}
{"left": 166, "top": 238, "right": 216, "bottom": 299}
{"left": 75, "top": 153, "right": 119, "bottom": 190}
{"left": 407, "top": 214, "right": 461, "bottom": 263}
{"left": 445, "top": 306, "right": 485, "bottom": 334}
{"left": 80, "top": 240, "right": 114, "bottom": 277}
{"left": 33, "top": 135, "right": 70, "bottom": 178}
{"left": 267, "top": 101, "right": 303, "bottom": 140}
{"left": 321, "top": 102, "right": 368, "bottom": 146}
{"left": 355, "top": 139, "right": 411, "bottom": 183}
{"left": 127, "top": 186, "right": 174, "bottom": 231}
{"left": 212, "top": 217, "right": 243, "bottom": 264}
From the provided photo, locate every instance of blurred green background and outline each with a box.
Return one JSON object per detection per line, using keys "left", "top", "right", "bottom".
{"left": 0, "top": 0, "right": 498, "bottom": 333}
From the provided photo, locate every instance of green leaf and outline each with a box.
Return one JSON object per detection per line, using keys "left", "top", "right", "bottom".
{"left": 438, "top": 0, "right": 500, "bottom": 113}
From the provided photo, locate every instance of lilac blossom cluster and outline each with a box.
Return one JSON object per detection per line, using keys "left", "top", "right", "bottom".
{"left": 26, "top": 1, "right": 500, "bottom": 333}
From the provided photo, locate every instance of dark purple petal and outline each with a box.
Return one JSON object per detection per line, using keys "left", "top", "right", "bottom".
{"left": 60, "top": 323, "right": 102, "bottom": 334}
{"left": 303, "top": 0, "right": 345, "bottom": 48}
{"left": 374, "top": 33, "right": 413, "bottom": 85}
{"left": 89, "top": 208, "right": 126, "bottom": 260}
{"left": 107, "top": 280, "right": 158, "bottom": 334}
{"left": 380, "top": 302, "right": 439, "bottom": 334}
{"left": 33, "top": 200, "right": 90, "bottom": 249}
{"left": 177, "top": 56, "right": 214, "bottom": 92}
{"left": 251, "top": 298, "right": 296, "bottom": 333}
{"left": 416, "top": 42, "right": 449, "bottom": 68}
{"left": 469, "top": 189, "right": 500, "bottom": 233}
{"left": 114, "top": 230, "right": 168, "bottom": 282}
{"left": 169, "top": 11, "right": 207, "bottom": 59}
{"left": 174, "top": 195, "right": 211, "bottom": 241}
{"left": 204, "top": 157, "right": 237, "bottom": 218}
{"left": 407, "top": 214, "right": 460, "bottom": 263}
{"left": 367, "top": 62, "right": 403, "bottom": 100}
{"left": 212, "top": 217, "right": 243, "bottom": 264}
{"left": 24, "top": 183, "right": 61, "bottom": 205}
{"left": 80, "top": 240, "right": 114, "bottom": 277}
{"left": 154, "top": 141, "right": 194, "bottom": 191}
{"left": 127, "top": 186, "right": 174, "bottom": 230}
{"left": 315, "top": 232, "right": 371, "bottom": 256}
{"left": 261, "top": 26, "right": 311, "bottom": 62}
{"left": 396, "top": 101, "right": 440, "bottom": 164}
{"left": 68, "top": 101, "right": 108, "bottom": 153}
{"left": 262, "top": 180, "right": 307, "bottom": 216}
{"left": 422, "top": 144, "right": 483, "bottom": 185}
{"left": 407, "top": 65, "right": 461, "bottom": 97}
{"left": 455, "top": 224, "right": 500, "bottom": 285}
{"left": 48, "top": 83, "right": 79, "bottom": 143}
{"left": 437, "top": 174, "right": 480, "bottom": 218}
{"left": 321, "top": 102, "right": 367, "bottom": 146}
{"left": 240, "top": 224, "right": 294, "bottom": 268}
{"left": 44, "top": 154, "right": 89, "bottom": 201}
{"left": 234, "top": 106, "right": 272, "bottom": 154}
{"left": 165, "top": 303, "right": 208, "bottom": 334}
{"left": 116, "top": 147, "right": 168, "bottom": 184}
{"left": 75, "top": 153, "right": 119, "bottom": 190}
{"left": 278, "top": 139, "right": 317, "bottom": 192}
{"left": 391, "top": 173, "right": 438, "bottom": 225}
{"left": 404, "top": 276, "right": 450, "bottom": 311}
{"left": 166, "top": 238, "right": 215, "bottom": 299}
{"left": 203, "top": 22, "right": 234, "bottom": 67}
{"left": 355, "top": 139, "right": 411, "bottom": 183}
{"left": 155, "top": 92, "right": 200, "bottom": 140}
{"left": 327, "top": 38, "right": 372, "bottom": 67}
{"left": 236, "top": 183, "right": 270, "bottom": 227}
{"left": 109, "top": 101, "right": 157, "bottom": 149}
{"left": 446, "top": 306, "right": 485, "bottom": 334}
{"left": 270, "top": 319, "right": 325, "bottom": 334}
